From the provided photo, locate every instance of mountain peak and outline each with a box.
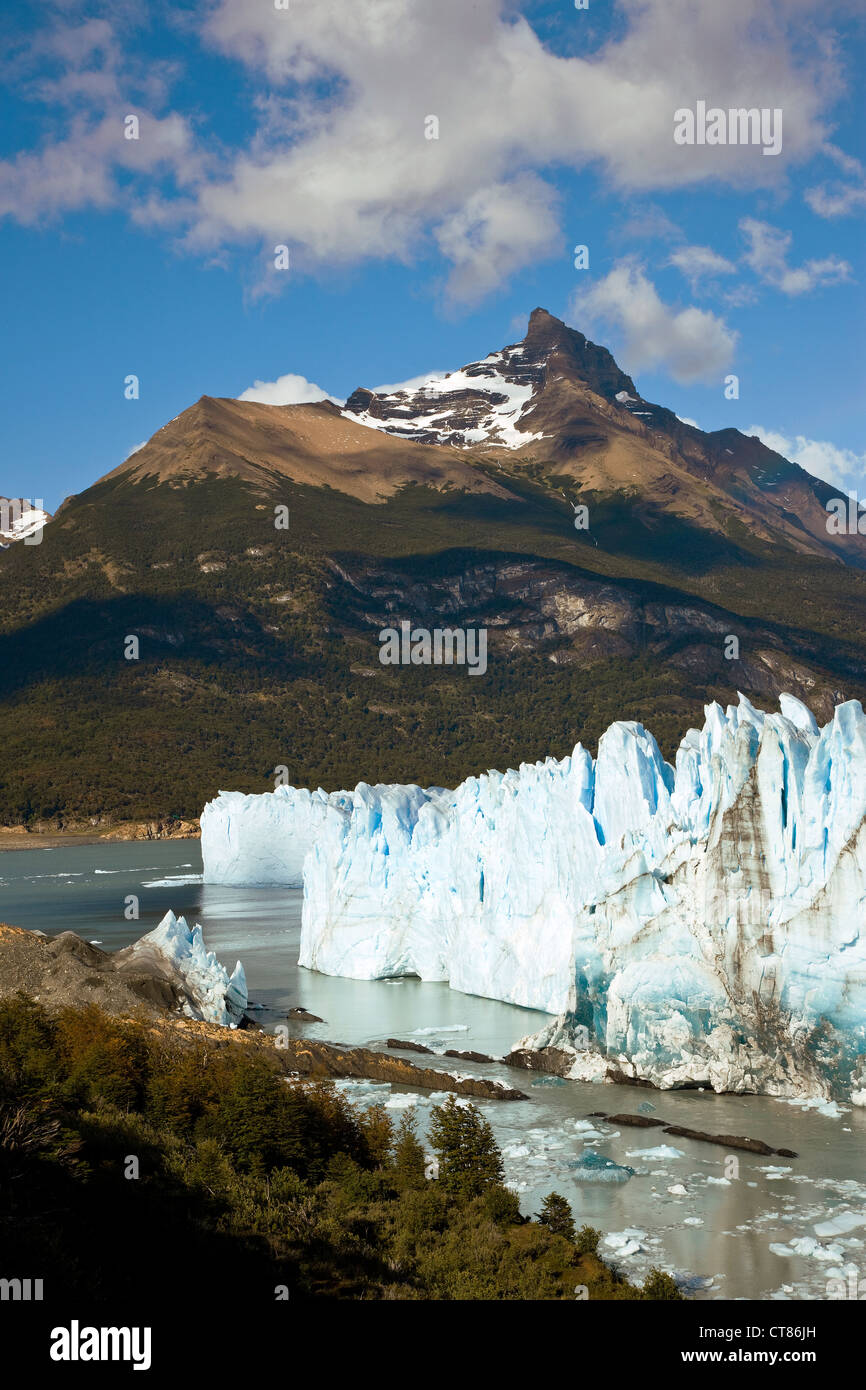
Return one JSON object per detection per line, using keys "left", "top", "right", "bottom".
{"left": 341, "top": 308, "right": 638, "bottom": 450}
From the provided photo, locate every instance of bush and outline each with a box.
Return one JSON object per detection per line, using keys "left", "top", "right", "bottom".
{"left": 481, "top": 1184, "right": 522, "bottom": 1226}
{"left": 574, "top": 1223, "right": 602, "bottom": 1255}
{"left": 642, "top": 1267, "right": 683, "bottom": 1300}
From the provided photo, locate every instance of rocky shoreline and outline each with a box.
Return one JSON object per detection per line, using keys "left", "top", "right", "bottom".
{"left": 0, "top": 819, "right": 200, "bottom": 850}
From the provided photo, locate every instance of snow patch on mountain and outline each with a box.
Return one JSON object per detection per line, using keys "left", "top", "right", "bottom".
{"left": 342, "top": 348, "right": 547, "bottom": 449}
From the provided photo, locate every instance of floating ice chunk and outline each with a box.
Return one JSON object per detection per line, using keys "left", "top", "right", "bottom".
{"left": 814, "top": 1212, "right": 866, "bottom": 1239}
{"left": 569, "top": 1152, "right": 634, "bottom": 1183}
{"left": 626, "top": 1144, "right": 684, "bottom": 1160}
{"left": 603, "top": 1228, "right": 646, "bottom": 1256}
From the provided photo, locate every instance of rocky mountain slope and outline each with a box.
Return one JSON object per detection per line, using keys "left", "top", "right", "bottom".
{"left": 2, "top": 310, "right": 866, "bottom": 824}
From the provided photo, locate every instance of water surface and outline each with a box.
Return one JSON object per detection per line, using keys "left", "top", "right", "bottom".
{"left": 2, "top": 839, "right": 863, "bottom": 1301}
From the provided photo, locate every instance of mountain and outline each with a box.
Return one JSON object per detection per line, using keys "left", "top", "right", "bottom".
{"left": 3, "top": 309, "right": 866, "bottom": 827}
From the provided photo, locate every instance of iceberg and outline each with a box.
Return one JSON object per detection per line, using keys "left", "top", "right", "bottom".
{"left": 201, "top": 694, "right": 866, "bottom": 1096}
{"left": 115, "top": 910, "right": 247, "bottom": 1028}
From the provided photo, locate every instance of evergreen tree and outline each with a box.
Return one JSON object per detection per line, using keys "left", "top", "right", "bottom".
{"left": 359, "top": 1103, "right": 395, "bottom": 1167}
{"left": 429, "top": 1095, "right": 503, "bottom": 1197}
{"left": 537, "top": 1192, "right": 575, "bottom": 1241}
{"left": 393, "top": 1110, "right": 427, "bottom": 1189}
{"left": 575, "top": 1224, "right": 602, "bottom": 1255}
{"left": 642, "top": 1267, "right": 682, "bottom": 1300}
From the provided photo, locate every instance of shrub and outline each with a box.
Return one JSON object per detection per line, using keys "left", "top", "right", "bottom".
{"left": 537, "top": 1192, "right": 575, "bottom": 1240}
{"left": 574, "top": 1223, "right": 602, "bottom": 1255}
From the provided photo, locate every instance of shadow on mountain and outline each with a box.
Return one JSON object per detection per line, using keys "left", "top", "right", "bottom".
{"left": 0, "top": 593, "right": 307, "bottom": 699}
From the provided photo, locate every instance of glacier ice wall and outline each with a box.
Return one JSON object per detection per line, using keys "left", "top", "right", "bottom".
{"left": 202, "top": 694, "right": 866, "bottom": 1096}
{"left": 201, "top": 786, "right": 352, "bottom": 886}
{"left": 116, "top": 910, "right": 247, "bottom": 1028}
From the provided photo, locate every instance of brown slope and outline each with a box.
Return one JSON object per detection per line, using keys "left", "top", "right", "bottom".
{"left": 103, "top": 394, "right": 515, "bottom": 504}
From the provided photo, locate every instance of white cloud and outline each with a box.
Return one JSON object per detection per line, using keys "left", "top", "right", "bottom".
{"left": 434, "top": 174, "right": 561, "bottom": 306}
{"left": 805, "top": 144, "right": 866, "bottom": 218}
{"left": 570, "top": 261, "right": 737, "bottom": 385}
{"left": 237, "top": 373, "right": 342, "bottom": 406}
{"left": 746, "top": 424, "right": 866, "bottom": 493}
{"left": 370, "top": 372, "right": 445, "bottom": 394}
{"left": 0, "top": 1, "right": 853, "bottom": 301}
{"left": 668, "top": 244, "right": 736, "bottom": 292}
{"left": 739, "top": 218, "right": 851, "bottom": 295}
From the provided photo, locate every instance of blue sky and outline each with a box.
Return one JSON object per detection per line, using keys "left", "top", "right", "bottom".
{"left": 1, "top": 0, "right": 864, "bottom": 511}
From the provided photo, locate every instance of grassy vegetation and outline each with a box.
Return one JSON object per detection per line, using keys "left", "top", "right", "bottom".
{"left": 0, "top": 995, "right": 682, "bottom": 1302}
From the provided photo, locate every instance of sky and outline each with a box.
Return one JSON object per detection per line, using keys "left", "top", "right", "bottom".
{"left": 1, "top": 0, "right": 865, "bottom": 512}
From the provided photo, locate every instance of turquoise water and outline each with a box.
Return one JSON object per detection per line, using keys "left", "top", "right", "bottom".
{"left": 2, "top": 838, "right": 865, "bottom": 1301}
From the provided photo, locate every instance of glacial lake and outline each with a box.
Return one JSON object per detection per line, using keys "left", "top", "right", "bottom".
{"left": 2, "top": 837, "right": 864, "bottom": 1302}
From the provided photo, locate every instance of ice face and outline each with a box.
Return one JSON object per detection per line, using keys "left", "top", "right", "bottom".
{"left": 201, "top": 785, "right": 353, "bottom": 885}
{"left": 201, "top": 694, "right": 866, "bottom": 1096}
{"left": 117, "top": 910, "right": 247, "bottom": 1028}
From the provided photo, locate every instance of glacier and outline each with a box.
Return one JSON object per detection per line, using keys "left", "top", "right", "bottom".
{"left": 201, "top": 785, "right": 352, "bottom": 885}
{"left": 115, "top": 910, "right": 247, "bottom": 1028}
{"left": 201, "top": 694, "right": 866, "bottom": 1098}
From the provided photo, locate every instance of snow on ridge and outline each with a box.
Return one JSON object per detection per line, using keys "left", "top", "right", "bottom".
{"left": 342, "top": 355, "right": 547, "bottom": 449}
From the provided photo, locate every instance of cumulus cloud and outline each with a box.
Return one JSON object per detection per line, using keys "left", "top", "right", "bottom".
{"left": 434, "top": 174, "right": 561, "bottom": 306}
{"left": 237, "top": 373, "right": 342, "bottom": 406}
{"left": 746, "top": 424, "right": 866, "bottom": 494}
{"left": 570, "top": 261, "right": 737, "bottom": 384}
{"left": 0, "top": 1, "right": 855, "bottom": 302}
{"left": 739, "top": 218, "right": 851, "bottom": 295}
{"left": 668, "top": 245, "right": 737, "bottom": 292}
{"left": 805, "top": 144, "right": 866, "bottom": 218}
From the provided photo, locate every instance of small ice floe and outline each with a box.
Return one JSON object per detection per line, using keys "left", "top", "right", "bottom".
{"left": 758, "top": 1165, "right": 793, "bottom": 1180}
{"left": 384, "top": 1093, "right": 419, "bottom": 1110}
{"left": 89, "top": 939, "right": 103, "bottom": 945}
{"left": 668, "top": 1184, "right": 688, "bottom": 1196}
{"left": 676, "top": 1273, "right": 716, "bottom": 1294}
{"left": 625, "top": 1144, "right": 684, "bottom": 1160}
{"left": 603, "top": 1229, "right": 647, "bottom": 1257}
{"left": 707, "top": 1176, "right": 732, "bottom": 1186}
{"left": 769, "top": 1236, "right": 847, "bottom": 1262}
{"left": 814, "top": 1212, "right": 866, "bottom": 1239}
{"left": 637, "top": 1101, "right": 656, "bottom": 1114}
{"left": 409, "top": 1024, "right": 470, "bottom": 1036}
{"left": 683, "top": 1217, "right": 704, "bottom": 1227}
{"left": 776, "top": 1096, "right": 848, "bottom": 1119}
{"left": 142, "top": 875, "right": 205, "bottom": 888}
